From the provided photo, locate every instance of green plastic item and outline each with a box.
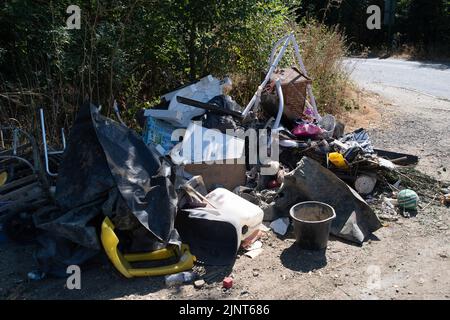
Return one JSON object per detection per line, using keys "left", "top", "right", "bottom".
{"left": 397, "top": 189, "right": 419, "bottom": 210}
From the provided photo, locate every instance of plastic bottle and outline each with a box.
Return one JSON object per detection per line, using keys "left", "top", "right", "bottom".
{"left": 165, "top": 271, "right": 196, "bottom": 286}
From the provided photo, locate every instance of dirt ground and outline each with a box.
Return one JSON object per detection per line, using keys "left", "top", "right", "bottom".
{"left": 1, "top": 90, "right": 449, "bottom": 300}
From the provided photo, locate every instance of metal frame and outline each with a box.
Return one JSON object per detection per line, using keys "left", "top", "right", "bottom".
{"left": 39, "top": 108, "right": 66, "bottom": 177}
{"left": 0, "top": 155, "right": 35, "bottom": 173}
{"left": 273, "top": 79, "right": 284, "bottom": 129}
{"left": 0, "top": 126, "right": 40, "bottom": 174}
{"left": 242, "top": 32, "right": 321, "bottom": 121}
{"left": 113, "top": 99, "right": 126, "bottom": 126}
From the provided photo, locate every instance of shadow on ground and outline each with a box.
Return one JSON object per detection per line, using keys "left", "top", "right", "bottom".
{"left": 0, "top": 245, "right": 170, "bottom": 300}
{"left": 0, "top": 242, "right": 239, "bottom": 300}
{"left": 280, "top": 244, "right": 327, "bottom": 272}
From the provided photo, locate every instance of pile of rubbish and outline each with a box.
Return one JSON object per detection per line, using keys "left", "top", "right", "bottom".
{"left": 0, "top": 34, "right": 441, "bottom": 287}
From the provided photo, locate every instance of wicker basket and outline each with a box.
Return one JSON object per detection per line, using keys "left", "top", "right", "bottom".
{"left": 261, "top": 67, "right": 312, "bottom": 122}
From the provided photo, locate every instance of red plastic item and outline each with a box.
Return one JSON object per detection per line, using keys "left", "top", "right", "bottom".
{"left": 223, "top": 277, "right": 233, "bottom": 289}
{"left": 291, "top": 122, "right": 323, "bottom": 138}
{"left": 267, "top": 179, "right": 281, "bottom": 189}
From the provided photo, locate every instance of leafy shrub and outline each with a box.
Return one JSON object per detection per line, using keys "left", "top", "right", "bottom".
{"left": 0, "top": 0, "right": 351, "bottom": 139}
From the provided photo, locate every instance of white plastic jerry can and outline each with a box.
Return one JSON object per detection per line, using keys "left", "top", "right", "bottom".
{"left": 205, "top": 188, "right": 264, "bottom": 244}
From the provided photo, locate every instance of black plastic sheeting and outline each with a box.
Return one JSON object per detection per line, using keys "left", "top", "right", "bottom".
{"left": 201, "top": 95, "right": 239, "bottom": 133}
{"left": 54, "top": 105, "right": 116, "bottom": 212}
{"left": 339, "top": 128, "right": 374, "bottom": 154}
{"left": 33, "top": 103, "right": 179, "bottom": 275}
{"left": 176, "top": 207, "right": 240, "bottom": 266}
{"left": 90, "top": 105, "right": 178, "bottom": 243}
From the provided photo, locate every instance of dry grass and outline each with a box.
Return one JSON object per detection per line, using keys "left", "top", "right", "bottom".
{"left": 297, "top": 21, "right": 350, "bottom": 115}
{"left": 337, "top": 88, "right": 383, "bottom": 132}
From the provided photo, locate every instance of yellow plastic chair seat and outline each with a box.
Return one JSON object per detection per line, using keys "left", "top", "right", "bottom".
{"left": 101, "top": 216, "right": 196, "bottom": 278}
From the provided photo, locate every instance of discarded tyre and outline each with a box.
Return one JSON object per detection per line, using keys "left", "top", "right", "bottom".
{"left": 290, "top": 201, "right": 336, "bottom": 250}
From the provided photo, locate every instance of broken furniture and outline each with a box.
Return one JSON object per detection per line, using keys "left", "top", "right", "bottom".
{"left": 0, "top": 124, "right": 51, "bottom": 243}
{"left": 39, "top": 108, "right": 66, "bottom": 177}
{"left": 241, "top": 32, "right": 320, "bottom": 121}
{"left": 101, "top": 217, "right": 196, "bottom": 278}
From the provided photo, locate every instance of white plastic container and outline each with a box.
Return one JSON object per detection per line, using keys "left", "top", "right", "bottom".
{"left": 205, "top": 188, "right": 263, "bottom": 243}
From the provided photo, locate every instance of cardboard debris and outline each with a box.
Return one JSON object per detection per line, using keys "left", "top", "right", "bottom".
{"left": 170, "top": 122, "right": 246, "bottom": 190}
{"left": 245, "top": 240, "right": 262, "bottom": 251}
{"left": 244, "top": 239, "right": 264, "bottom": 259}
{"left": 244, "top": 248, "right": 264, "bottom": 259}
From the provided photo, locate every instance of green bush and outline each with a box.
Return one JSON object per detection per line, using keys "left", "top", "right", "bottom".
{"left": 0, "top": 0, "right": 351, "bottom": 137}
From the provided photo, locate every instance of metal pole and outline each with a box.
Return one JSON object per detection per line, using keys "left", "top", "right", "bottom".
{"left": 39, "top": 108, "right": 57, "bottom": 177}
{"left": 0, "top": 129, "right": 4, "bottom": 149}
{"left": 243, "top": 33, "right": 321, "bottom": 121}
{"left": 12, "top": 128, "right": 18, "bottom": 155}
{"left": 274, "top": 79, "right": 284, "bottom": 129}
{"left": 61, "top": 128, "right": 66, "bottom": 150}
{"left": 291, "top": 34, "right": 321, "bottom": 120}
{"left": 113, "top": 99, "right": 126, "bottom": 126}
{"left": 242, "top": 36, "right": 291, "bottom": 117}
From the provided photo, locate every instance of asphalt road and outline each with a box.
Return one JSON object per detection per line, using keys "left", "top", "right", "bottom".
{"left": 344, "top": 57, "right": 450, "bottom": 182}
{"left": 344, "top": 58, "right": 450, "bottom": 101}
